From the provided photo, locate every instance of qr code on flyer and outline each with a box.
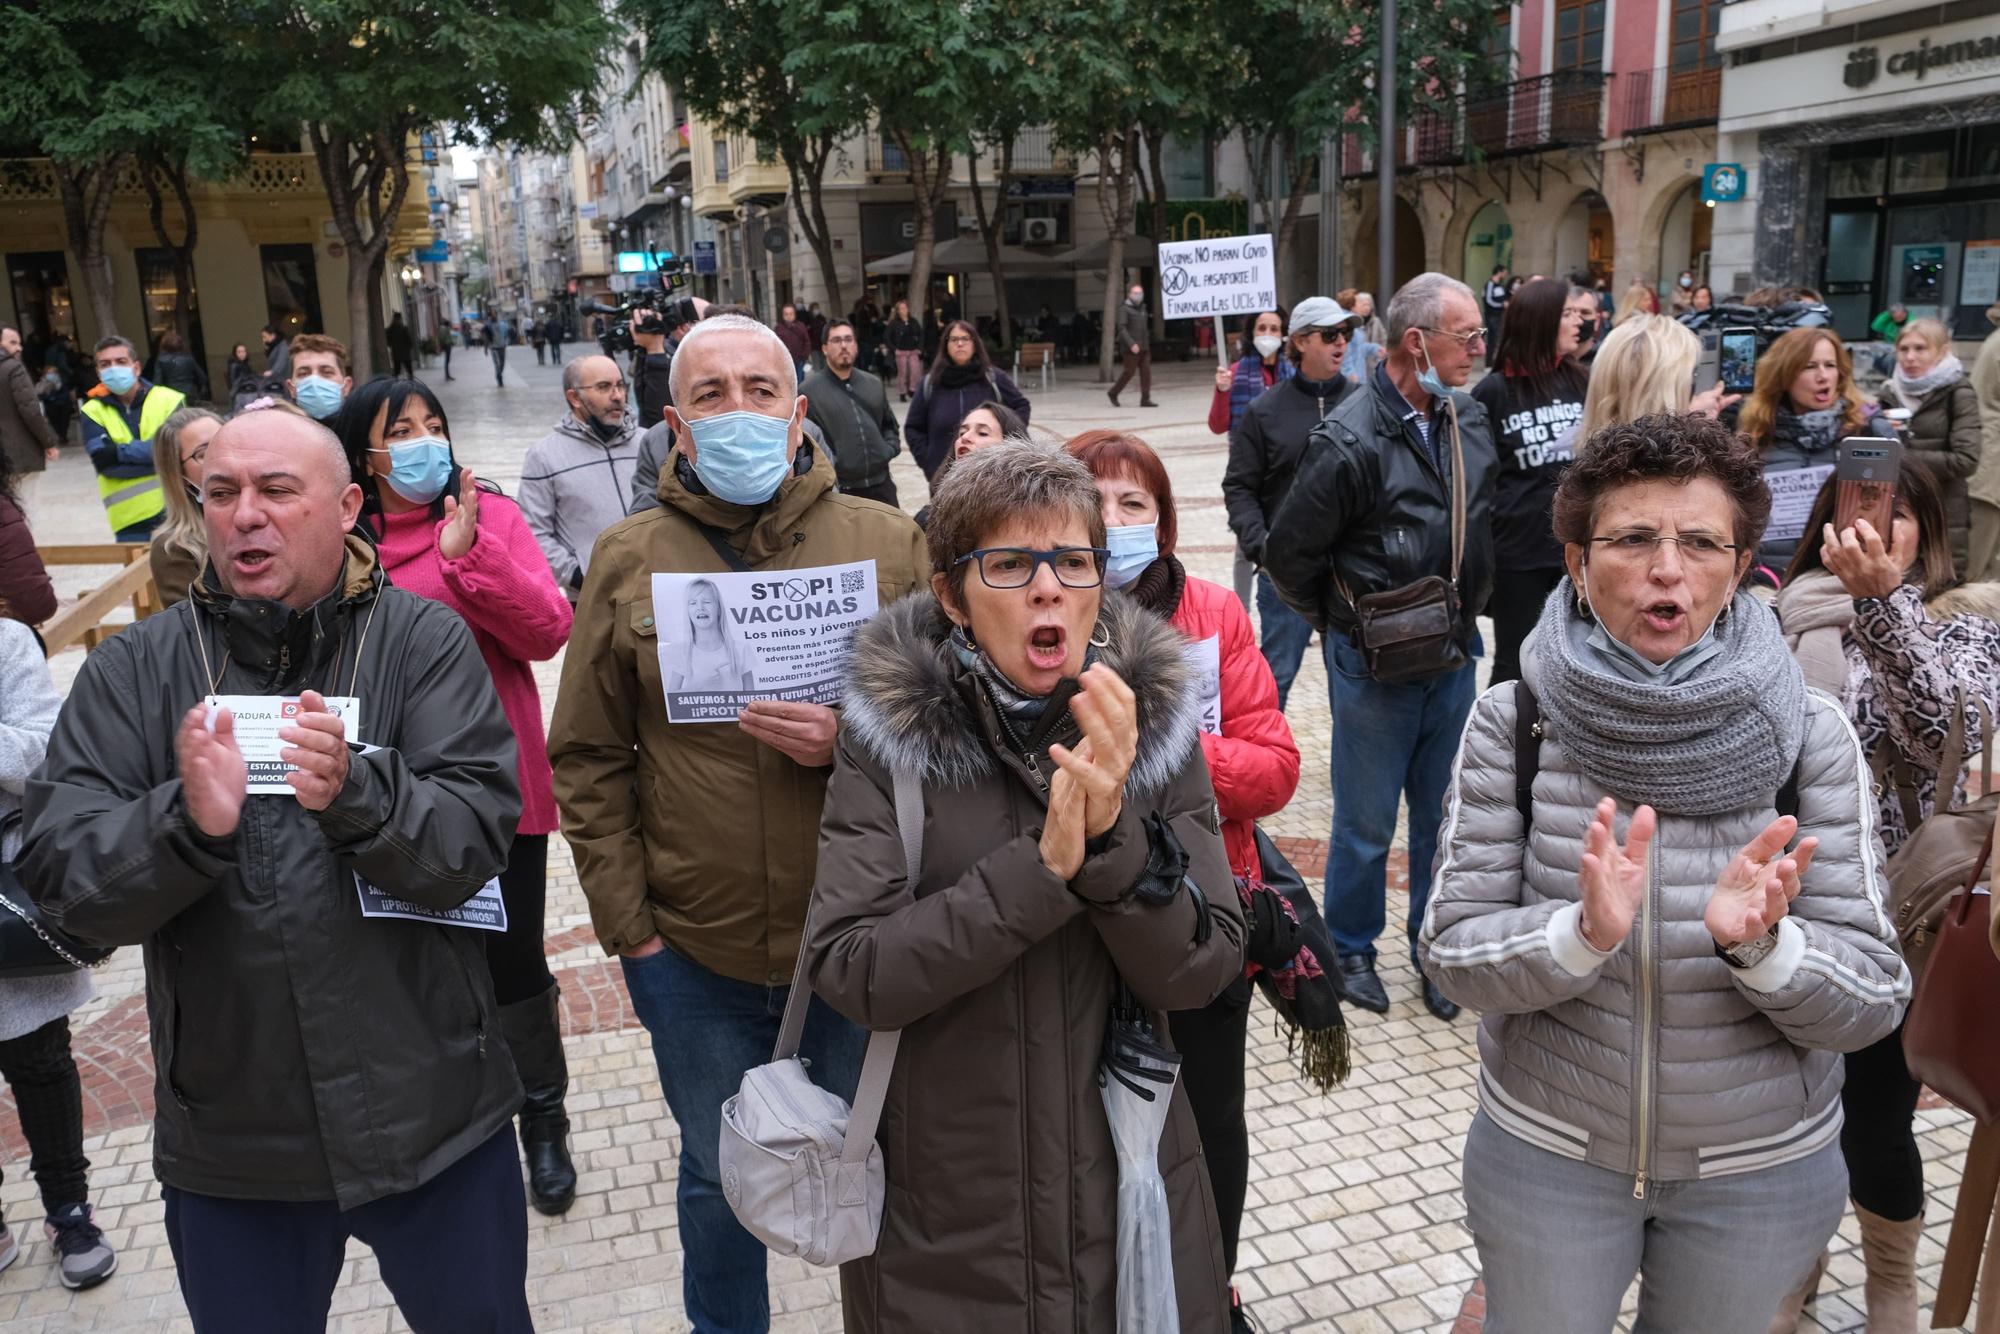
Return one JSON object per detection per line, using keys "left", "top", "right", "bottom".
{"left": 840, "top": 569, "right": 866, "bottom": 595}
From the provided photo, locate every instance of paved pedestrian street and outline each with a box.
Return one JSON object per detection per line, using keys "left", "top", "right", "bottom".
{"left": 2, "top": 354, "right": 1977, "bottom": 1332}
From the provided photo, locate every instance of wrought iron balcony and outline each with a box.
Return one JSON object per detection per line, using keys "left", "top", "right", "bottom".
{"left": 1618, "top": 60, "right": 1721, "bottom": 136}
{"left": 1414, "top": 70, "right": 1609, "bottom": 166}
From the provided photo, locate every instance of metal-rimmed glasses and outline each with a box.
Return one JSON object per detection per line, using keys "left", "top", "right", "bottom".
{"left": 954, "top": 546, "right": 1109, "bottom": 590}
{"left": 1422, "top": 325, "right": 1488, "bottom": 350}
{"left": 1588, "top": 532, "right": 1740, "bottom": 564}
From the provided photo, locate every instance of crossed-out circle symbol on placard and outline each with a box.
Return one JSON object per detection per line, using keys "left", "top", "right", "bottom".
{"left": 1162, "top": 266, "right": 1191, "bottom": 297}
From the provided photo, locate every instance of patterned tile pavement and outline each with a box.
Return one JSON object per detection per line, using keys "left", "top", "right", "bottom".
{"left": 2, "top": 352, "right": 1976, "bottom": 1331}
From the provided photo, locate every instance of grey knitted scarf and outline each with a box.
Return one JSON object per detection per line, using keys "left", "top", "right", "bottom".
{"left": 1528, "top": 579, "right": 1807, "bottom": 816}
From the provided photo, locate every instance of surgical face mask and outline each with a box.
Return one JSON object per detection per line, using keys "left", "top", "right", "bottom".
{"left": 1415, "top": 334, "right": 1448, "bottom": 400}
{"left": 687, "top": 409, "right": 794, "bottom": 507}
{"left": 99, "top": 365, "right": 136, "bottom": 396}
{"left": 376, "top": 435, "right": 455, "bottom": 505}
{"left": 1103, "top": 522, "right": 1159, "bottom": 589}
{"left": 293, "top": 376, "right": 345, "bottom": 421}
{"left": 1679, "top": 275, "right": 1694, "bottom": 288}
{"left": 1253, "top": 334, "right": 1285, "bottom": 360}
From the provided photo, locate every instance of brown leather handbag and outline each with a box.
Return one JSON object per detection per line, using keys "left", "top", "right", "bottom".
{"left": 1346, "top": 400, "right": 1470, "bottom": 685}
{"left": 1900, "top": 824, "right": 1999, "bottom": 1123}
{"left": 1877, "top": 689, "right": 1994, "bottom": 975}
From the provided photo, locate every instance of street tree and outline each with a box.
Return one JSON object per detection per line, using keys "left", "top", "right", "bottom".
{"left": 241, "top": 0, "right": 613, "bottom": 378}
{"left": 1223, "top": 0, "right": 1494, "bottom": 301}
{"left": 623, "top": 0, "right": 862, "bottom": 317}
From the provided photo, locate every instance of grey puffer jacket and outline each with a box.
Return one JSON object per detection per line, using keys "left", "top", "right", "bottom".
{"left": 1420, "top": 674, "right": 1910, "bottom": 1189}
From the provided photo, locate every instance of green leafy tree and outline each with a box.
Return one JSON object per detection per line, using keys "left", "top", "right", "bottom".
{"left": 624, "top": 0, "right": 862, "bottom": 316}
{"left": 226, "top": 0, "right": 614, "bottom": 378}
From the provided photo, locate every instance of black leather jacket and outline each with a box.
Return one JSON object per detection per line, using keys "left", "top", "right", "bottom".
{"left": 1222, "top": 371, "right": 1352, "bottom": 566}
{"left": 1263, "top": 373, "right": 1497, "bottom": 643}
{"left": 22, "top": 540, "right": 523, "bottom": 1209}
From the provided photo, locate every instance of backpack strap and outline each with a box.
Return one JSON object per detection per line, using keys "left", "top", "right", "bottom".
{"left": 1515, "top": 685, "right": 1541, "bottom": 830}
{"left": 834, "top": 771, "right": 920, "bottom": 1188}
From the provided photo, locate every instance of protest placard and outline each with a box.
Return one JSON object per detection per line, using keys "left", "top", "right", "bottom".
{"left": 1158, "top": 233, "right": 1278, "bottom": 321}
{"left": 650, "top": 561, "right": 879, "bottom": 723}
{"left": 205, "top": 694, "right": 362, "bottom": 794}
{"left": 1765, "top": 464, "right": 1836, "bottom": 546}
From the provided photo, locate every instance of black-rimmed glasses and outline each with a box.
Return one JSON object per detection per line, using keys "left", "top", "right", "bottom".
{"left": 954, "top": 546, "right": 1109, "bottom": 589}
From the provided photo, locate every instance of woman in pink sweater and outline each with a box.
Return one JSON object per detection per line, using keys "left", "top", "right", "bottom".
{"left": 334, "top": 377, "right": 579, "bottom": 1216}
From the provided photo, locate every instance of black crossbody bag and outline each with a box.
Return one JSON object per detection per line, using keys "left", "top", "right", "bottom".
{"left": 1344, "top": 399, "right": 1469, "bottom": 685}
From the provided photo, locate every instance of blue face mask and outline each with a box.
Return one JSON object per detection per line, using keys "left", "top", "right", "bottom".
{"left": 1415, "top": 333, "right": 1448, "bottom": 400}
{"left": 379, "top": 435, "right": 455, "bottom": 505}
{"left": 99, "top": 366, "right": 136, "bottom": 396}
{"left": 686, "top": 409, "right": 795, "bottom": 506}
{"left": 294, "top": 376, "right": 345, "bottom": 421}
{"left": 1103, "top": 522, "right": 1159, "bottom": 589}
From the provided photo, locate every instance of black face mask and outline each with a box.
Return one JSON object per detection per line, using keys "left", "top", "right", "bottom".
{"left": 587, "top": 413, "right": 623, "bottom": 443}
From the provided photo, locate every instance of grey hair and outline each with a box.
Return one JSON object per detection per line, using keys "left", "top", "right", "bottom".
{"left": 925, "top": 441, "right": 1107, "bottom": 604}
{"left": 561, "top": 353, "right": 616, "bottom": 394}
{"left": 1385, "top": 273, "right": 1478, "bottom": 345}
{"left": 668, "top": 312, "right": 797, "bottom": 405}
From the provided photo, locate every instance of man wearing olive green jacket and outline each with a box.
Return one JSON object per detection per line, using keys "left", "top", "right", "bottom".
{"left": 548, "top": 313, "right": 926, "bottom": 1334}
{"left": 1969, "top": 302, "right": 2000, "bottom": 583}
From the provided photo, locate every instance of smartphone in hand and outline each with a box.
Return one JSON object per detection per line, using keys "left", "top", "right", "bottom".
{"left": 1719, "top": 326, "right": 1758, "bottom": 396}
{"left": 1834, "top": 437, "right": 1903, "bottom": 536}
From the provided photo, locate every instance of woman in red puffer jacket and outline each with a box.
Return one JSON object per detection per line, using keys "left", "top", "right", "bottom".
{"left": 1066, "top": 430, "right": 1300, "bottom": 1334}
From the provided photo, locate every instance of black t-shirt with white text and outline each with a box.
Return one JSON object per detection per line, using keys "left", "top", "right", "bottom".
{"left": 1471, "top": 368, "right": 1588, "bottom": 569}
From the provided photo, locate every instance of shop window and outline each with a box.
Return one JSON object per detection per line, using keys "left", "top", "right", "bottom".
{"left": 135, "top": 248, "right": 207, "bottom": 368}
{"left": 1555, "top": 0, "right": 1605, "bottom": 71}
{"left": 5, "top": 252, "right": 75, "bottom": 359}
{"left": 1827, "top": 141, "right": 1886, "bottom": 199}
{"left": 1962, "top": 126, "right": 2000, "bottom": 190}
{"left": 260, "top": 243, "right": 323, "bottom": 338}
{"left": 1889, "top": 132, "right": 1953, "bottom": 195}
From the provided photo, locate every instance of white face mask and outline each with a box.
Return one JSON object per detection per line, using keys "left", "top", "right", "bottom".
{"left": 1253, "top": 334, "right": 1285, "bottom": 360}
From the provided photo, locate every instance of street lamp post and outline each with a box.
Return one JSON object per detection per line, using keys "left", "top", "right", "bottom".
{"left": 1379, "top": 0, "right": 1397, "bottom": 299}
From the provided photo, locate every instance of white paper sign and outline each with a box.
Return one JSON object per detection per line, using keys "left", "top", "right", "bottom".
{"left": 1763, "top": 464, "right": 1836, "bottom": 549}
{"left": 651, "top": 561, "right": 879, "bottom": 724}
{"left": 1185, "top": 635, "right": 1223, "bottom": 737}
{"left": 1158, "top": 233, "right": 1278, "bottom": 321}
{"left": 1962, "top": 240, "right": 2000, "bottom": 307}
{"left": 204, "top": 695, "right": 362, "bottom": 794}
{"left": 355, "top": 873, "right": 508, "bottom": 932}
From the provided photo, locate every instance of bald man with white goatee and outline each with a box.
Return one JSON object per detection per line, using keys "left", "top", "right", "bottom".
{"left": 519, "top": 352, "right": 646, "bottom": 599}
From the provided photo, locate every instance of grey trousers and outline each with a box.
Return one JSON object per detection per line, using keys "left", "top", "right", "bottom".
{"left": 1462, "top": 1110, "right": 1847, "bottom": 1334}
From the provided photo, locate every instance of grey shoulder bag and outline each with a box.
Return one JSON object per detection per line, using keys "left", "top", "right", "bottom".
{"left": 718, "top": 767, "right": 918, "bottom": 1267}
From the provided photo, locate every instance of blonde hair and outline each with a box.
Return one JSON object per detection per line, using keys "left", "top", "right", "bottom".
{"left": 1897, "top": 317, "right": 1950, "bottom": 356}
{"left": 1612, "top": 281, "right": 1654, "bottom": 327}
{"left": 1575, "top": 315, "right": 1700, "bottom": 441}
{"left": 152, "top": 407, "right": 223, "bottom": 565}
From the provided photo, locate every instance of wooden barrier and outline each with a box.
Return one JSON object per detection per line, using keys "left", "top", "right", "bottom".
{"left": 37, "top": 544, "right": 161, "bottom": 655}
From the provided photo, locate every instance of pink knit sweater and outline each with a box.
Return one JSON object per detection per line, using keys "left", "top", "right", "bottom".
{"left": 371, "top": 494, "right": 573, "bottom": 835}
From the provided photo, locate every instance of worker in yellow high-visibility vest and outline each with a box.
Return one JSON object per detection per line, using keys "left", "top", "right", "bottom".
{"left": 79, "top": 335, "right": 182, "bottom": 542}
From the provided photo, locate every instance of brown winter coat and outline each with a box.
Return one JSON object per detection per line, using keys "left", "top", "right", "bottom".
{"left": 1880, "top": 378, "right": 1981, "bottom": 570}
{"left": 548, "top": 436, "right": 927, "bottom": 983}
{"left": 0, "top": 352, "right": 59, "bottom": 476}
{"left": 807, "top": 591, "right": 1241, "bottom": 1333}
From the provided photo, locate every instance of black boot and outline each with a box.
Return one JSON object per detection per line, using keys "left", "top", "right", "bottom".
{"left": 499, "top": 984, "right": 577, "bottom": 1215}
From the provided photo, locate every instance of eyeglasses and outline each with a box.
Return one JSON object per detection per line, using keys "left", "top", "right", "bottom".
{"left": 1589, "top": 532, "right": 1739, "bottom": 563}
{"left": 1422, "top": 326, "right": 1488, "bottom": 349}
{"left": 946, "top": 335, "right": 975, "bottom": 346}
{"left": 181, "top": 444, "right": 209, "bottom": 470}
{"left": 581, "top": 380, "right": 626, "bottom": 394}
{"left": 954, "top": 546, "right": 1108, "bottom": 590}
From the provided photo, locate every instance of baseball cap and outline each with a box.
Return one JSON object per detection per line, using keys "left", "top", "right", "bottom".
{"left": 1288, "top": 296, "right": 1361, "bottom": 336}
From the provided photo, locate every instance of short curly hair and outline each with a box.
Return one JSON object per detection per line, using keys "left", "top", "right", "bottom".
{"left": 1551, "top": 412, "right": 1771, "bottom": 554}
{"left": 926, "top": 441, "right": 1106, "bottom": 604}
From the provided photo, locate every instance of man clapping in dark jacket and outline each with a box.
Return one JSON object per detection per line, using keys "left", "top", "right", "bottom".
{"left": 23, "top": 408, "right": 529, "bottom": 1333}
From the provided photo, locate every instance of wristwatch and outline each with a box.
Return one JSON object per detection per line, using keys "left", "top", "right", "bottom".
{"left": 1715, "top": 927, "right": 1780, "bottom": 970}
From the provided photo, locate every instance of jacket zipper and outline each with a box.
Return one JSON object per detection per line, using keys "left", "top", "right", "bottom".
{"left": 993, "top": 707, "right": 1048, "bottom": 794}
{"left": 1634, "top": 841, "right": 1659, "bottom": 1199}
{"left": 447, "top": 934, "right": 488, "bottom": 1058}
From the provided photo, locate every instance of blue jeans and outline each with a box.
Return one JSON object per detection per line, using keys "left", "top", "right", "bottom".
{"left": 621, "top": 942, "right": 865, "bottom": 1334}
{"left": 1462, "top": 1111, "right": 1847, "bottom": 1333}
{"left": 1325, "top": 637, "right": 1477, "bottom": 965}
{"left": 1255, "top": 573, "right": 1328, "bottom": 713}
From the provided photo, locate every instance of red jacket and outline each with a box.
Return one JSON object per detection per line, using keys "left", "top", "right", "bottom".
{"left": 1168, "top": 574, "right": 1299, "bottom": 880}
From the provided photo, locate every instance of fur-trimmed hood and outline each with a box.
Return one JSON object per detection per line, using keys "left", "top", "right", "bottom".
{"left": 842, "top": 590, "right": 1201, "bottom": 795}
{"left": 1927, "top": 580, "right": 2000, "bottom": 624}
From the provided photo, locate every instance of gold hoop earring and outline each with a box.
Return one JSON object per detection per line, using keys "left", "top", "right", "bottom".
{"left": 1089, "top": 622, "right": 1111, "bottom": 649}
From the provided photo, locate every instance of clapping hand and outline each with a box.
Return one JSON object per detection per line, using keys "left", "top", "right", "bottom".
{"left": 1706, "top": 815, "right": 1817, "bottom": 947}
{"left": 1048, "top": 665, "right": 1138, "bottom": 839}
{"left": 1821, "top": 516, "right": 1917, "bottom": 602}
{"left": 279, "top": 689, "right": 351, "bottom": 811}
{"left": 1576, "top": 797, "right": 1657, "bottom": 951}
{"left": 438, "top": 468, "right": 480, "bottom": 560}
{"left": 177, "top": 705, "right": 247, "bottom": 838}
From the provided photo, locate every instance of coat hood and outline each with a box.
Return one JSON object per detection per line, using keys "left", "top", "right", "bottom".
{"left": 551, "top": 410, "right": 640, "bottom": 453}
{"left": 1927, "top": 579, "right": 2000, "bottom": 624}
{"left": 842, "top": 590, "right": 1201, "bottom": 795}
